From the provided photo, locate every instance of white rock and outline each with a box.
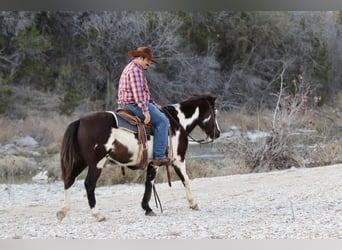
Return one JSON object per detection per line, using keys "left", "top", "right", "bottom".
{"left": 32, "top": 171, "right": 48, "bottom": 182}
{"left": 16, "top": 136, "right": 39, "bottom": 147}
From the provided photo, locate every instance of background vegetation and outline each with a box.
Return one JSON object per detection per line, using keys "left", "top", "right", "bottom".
{"left": 1, "top": 11, "right": 342, "bottom": 115}
{"left": 0, "top": 11, "right": 341, "bottom": 184}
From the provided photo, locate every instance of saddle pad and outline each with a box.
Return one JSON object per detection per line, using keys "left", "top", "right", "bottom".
{"left": 106, "top": 111, "right": 154, "bottom": 135}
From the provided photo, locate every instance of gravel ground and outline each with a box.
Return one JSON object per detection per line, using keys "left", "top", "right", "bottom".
{"left": 0, "top": 164, "right": 341, "bottom": 239}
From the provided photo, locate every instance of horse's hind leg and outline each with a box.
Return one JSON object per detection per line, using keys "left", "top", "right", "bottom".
{"left": 173, "top": 161, "right": 199, "bottom": 210}
{"left": 84, "top": 164, "right": 105, "bottom": 222}
{"left": 142, "top": 164, "right": 158, "bottom": 216}
{"left": 56, "top": 187, "right": 71, "bottom": 222}
{"left": 57, "top": 162, "right": 87, "bottom": 222}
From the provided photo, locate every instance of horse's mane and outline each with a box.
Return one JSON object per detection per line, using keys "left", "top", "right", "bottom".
{"left": 164, "top": 94, "right": 217, "bottom": 109}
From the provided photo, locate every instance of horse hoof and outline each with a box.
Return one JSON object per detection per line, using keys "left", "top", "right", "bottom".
{"left": 97, "top": 216, "right": 106, "bottom": 222}
{"left": 145, "top": 211, "right": 157, "bottom": 216}
{"left": 93, "top": 214, "right": 106, "bottom": 222}
{"left": 190, "top": 204, "right": 200, "bottom": 210}
{"left": 56, "top": 211, "right": 66, "bottom": 222}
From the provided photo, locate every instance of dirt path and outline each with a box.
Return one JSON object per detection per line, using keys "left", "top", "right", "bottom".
{"left": 0, "top": 164, "right": 341, "bottom": 239}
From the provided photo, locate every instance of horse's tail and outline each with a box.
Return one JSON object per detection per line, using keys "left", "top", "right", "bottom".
{"left": 60, "top": 119, "right": 82, "bottom": 185}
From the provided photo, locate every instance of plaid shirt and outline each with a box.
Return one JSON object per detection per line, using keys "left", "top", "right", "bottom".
{"left": 118, "top": 61, "right": 151, "bottom": 113}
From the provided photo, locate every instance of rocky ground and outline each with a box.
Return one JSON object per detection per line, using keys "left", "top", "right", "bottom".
{"left": 0, "top": 163, "right": 341, "bottom": 239}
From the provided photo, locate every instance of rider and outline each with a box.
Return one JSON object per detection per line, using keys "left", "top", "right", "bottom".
{"left": 117, "top": 47, "right": 171, "bottom": 166}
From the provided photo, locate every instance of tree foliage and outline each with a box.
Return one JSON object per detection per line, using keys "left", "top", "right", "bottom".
{"left": 0, "top": 11, "right": 340, "bottom": 117}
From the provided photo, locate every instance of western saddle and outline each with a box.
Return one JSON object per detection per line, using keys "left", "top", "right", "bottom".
{"left": 115, "top": 109, "right": 153, "bottom": 170}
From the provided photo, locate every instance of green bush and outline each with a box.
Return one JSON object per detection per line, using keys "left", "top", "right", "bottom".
{"left": 58, "top": 88, "right": 81, "bottom": 115}
{"left": 0, "top": 85, "right": 13, "bottom": 115}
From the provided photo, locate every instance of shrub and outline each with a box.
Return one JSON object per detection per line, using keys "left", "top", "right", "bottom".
{"left": 225, "top": 75, "right": 318, "bottom": 172}
{"left": 58, "top": 88, "right": 81, "bottom": 115}
{"left": 0, "top": 87, "right": 13, "bottom": 115}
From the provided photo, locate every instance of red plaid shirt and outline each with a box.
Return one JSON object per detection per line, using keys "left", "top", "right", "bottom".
{"left": 118, "top": 61, "right": 151, "bottom": 113}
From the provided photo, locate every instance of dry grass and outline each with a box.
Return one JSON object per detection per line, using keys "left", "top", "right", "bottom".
{"left": 0, "top": 155, "right": 37, "bottom": 178}
{"left": 0, "top": 118, "right": 16, "bottom": 143}
{"left": 0, "top": 112, "right": 76, "bottom": 147}
{"left": 305, "top": 139, "right": 342, "bottom": 167}
{"left": 217, "top": 108, "right": 272, "bottom": 132}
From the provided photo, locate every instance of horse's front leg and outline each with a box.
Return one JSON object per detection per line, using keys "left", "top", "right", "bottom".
{"left": 173, "top": 160, "right": 199, "bottom": 210}
{"left": 142, "top": 163, "right": 158, "bottom": 216}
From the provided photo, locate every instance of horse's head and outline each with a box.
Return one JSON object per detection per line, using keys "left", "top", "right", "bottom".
{"left": 196, "top": 95, "right": 221, "bottom": 141}
{"left": 173, "top": 94, "right": 221, "bottom": 143}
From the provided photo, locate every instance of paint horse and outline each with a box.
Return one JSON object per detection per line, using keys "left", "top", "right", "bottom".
{"left": 56, "top": 94, "right": 221, "bottom": 221}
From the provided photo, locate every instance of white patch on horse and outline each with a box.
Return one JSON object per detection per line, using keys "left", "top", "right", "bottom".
{"left": 57, "top": 188, "right": 71, "bottom": 221}
{"left": 203, "top": 115, "right": 211, "bottom": 124}
{"left": 114, "top": 129, "right": 139, "bottom": 162}
{"left": 169, "top": 130, "right": 181, "bottom": 159}
{"left": 94, "top": 144, "right": 98, "bottom": 150}
{"left": 177, "top": 160, "right": 197, "bottom": 208}
{"left": 175, "top": 105, "right": 199, "bottom": 128}
{"left": 63, "top": 188, "right": 71, "bottom": 209}
{"left": 104, "top": 128, "right": 116, "bottom": 152}
{"left": 214, "top": 109, "right": 221, "bottom": 133}
{"left": 215, "top": 118, "right": 221, "bottom": 133}
{"left": 106, "top": 128, "right": 153, "bottom": 166}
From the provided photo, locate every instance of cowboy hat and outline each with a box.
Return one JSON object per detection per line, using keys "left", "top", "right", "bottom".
{"left": 127, "top": 47, "right": 158, "bottom": 63}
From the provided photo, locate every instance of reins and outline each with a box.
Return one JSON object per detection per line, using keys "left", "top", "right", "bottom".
{"left": 187, "top": 134, "right": 214, "bottom": 144}
{"left": 152, "top": 183, "right": 163, "bottom": 213}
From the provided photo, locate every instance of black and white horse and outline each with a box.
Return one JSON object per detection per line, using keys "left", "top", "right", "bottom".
{"left": 57, "top": 94, "right": 221, "bottom": 221}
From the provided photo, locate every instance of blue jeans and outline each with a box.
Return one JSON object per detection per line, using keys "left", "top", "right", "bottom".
{"left": 119, "top": 103, "right": 169, "bottom": 160}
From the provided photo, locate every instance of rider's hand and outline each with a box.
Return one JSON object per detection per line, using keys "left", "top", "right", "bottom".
{"left": 143, "top": 111, "right": 151, "bottom": 124}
